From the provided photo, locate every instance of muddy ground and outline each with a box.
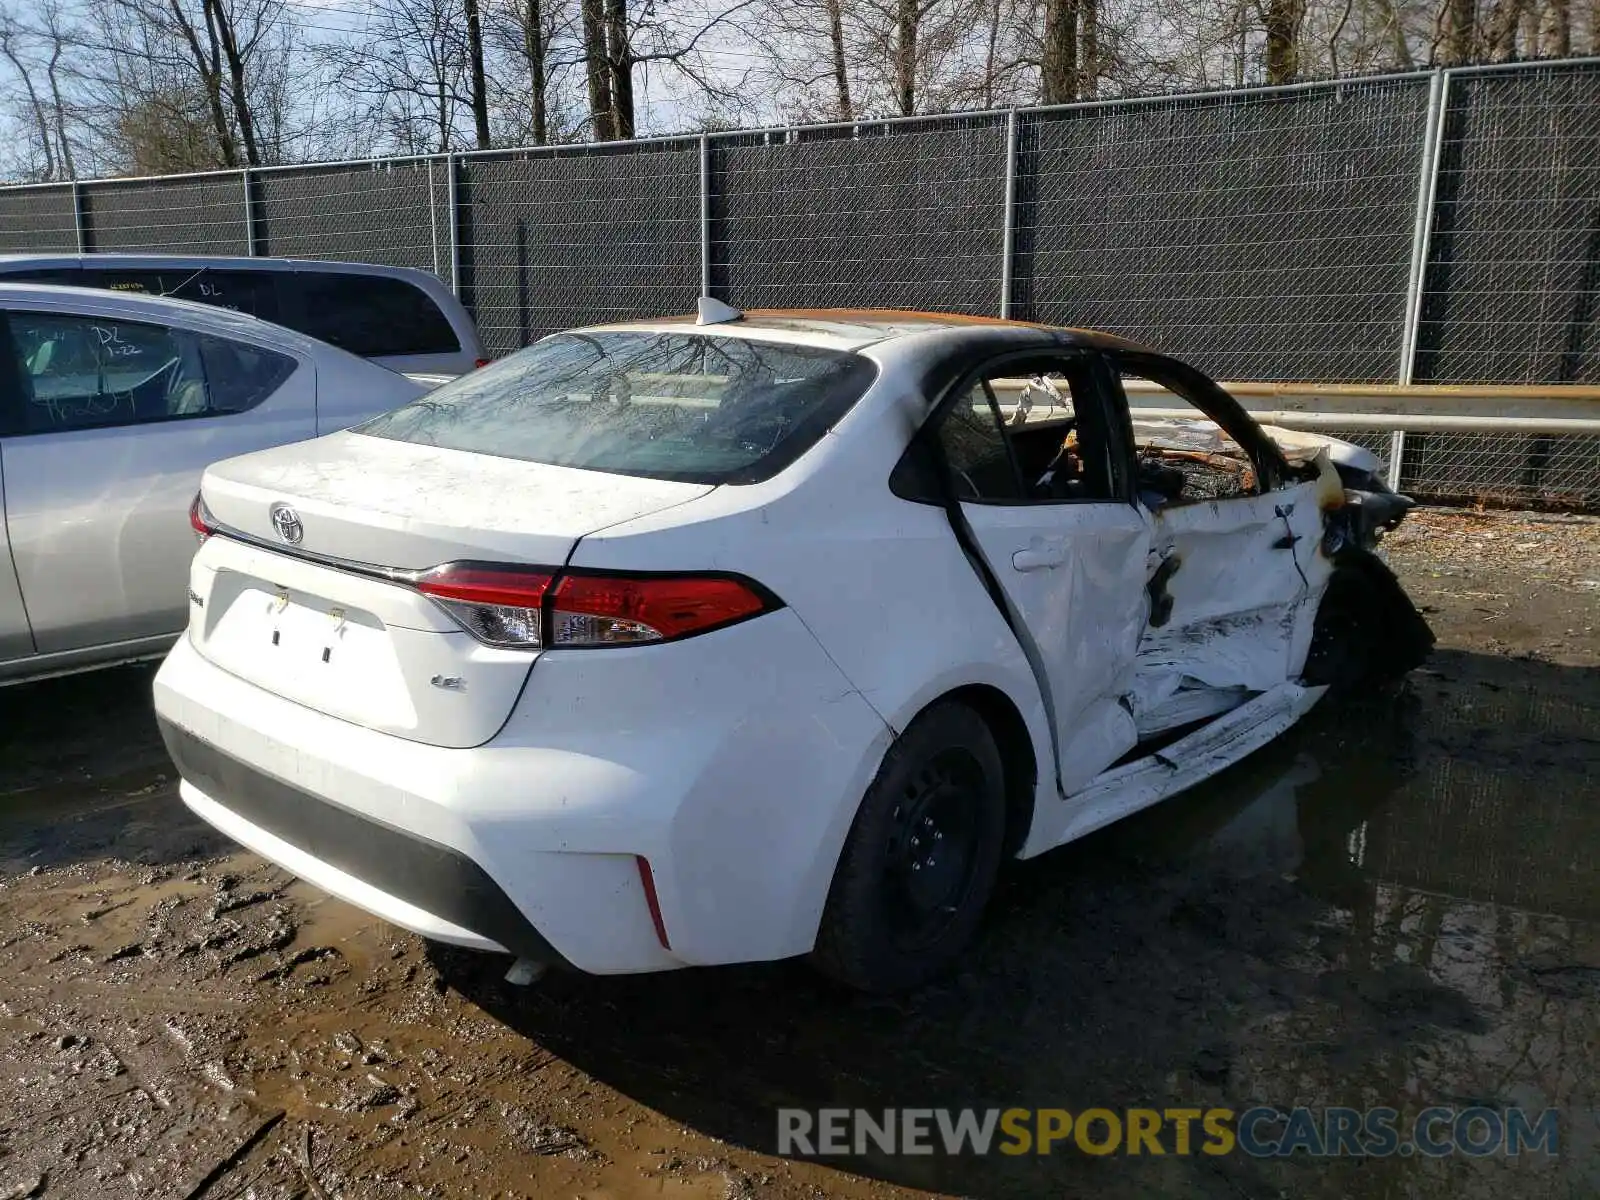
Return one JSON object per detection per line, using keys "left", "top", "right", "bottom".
{"left": 0, "top": 506, "right": 1595, "bottom": 1200}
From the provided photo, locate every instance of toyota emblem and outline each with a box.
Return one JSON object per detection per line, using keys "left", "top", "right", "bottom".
{"left": 269, "top": 502, "right": 304, "bottom": 545}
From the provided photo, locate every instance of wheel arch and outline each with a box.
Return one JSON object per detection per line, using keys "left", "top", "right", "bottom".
{"left": 939, "top": 683, "right": 1039, "bottom": 860}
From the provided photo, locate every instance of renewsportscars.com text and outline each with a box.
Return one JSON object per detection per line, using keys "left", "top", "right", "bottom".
{"left": 777, "top": 1106, "right": 1559, "bottom": 1159}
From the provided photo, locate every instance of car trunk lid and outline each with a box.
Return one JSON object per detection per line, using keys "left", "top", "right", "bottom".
{"left": 189, "top": 432, "right": 712, "bottom": 747}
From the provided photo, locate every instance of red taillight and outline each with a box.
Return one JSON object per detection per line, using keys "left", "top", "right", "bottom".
{"left": 473, "top": 358, "right": 490, "bottom": 369}
{"left": 416, "top": 563, "right": 554, "bottom": 648}
{"left": 189, "top": 493, "right": 215, "bottom": 542}
{"left": 411, "top": 563, "right": 776, "bottom": 649}
{"left": 549, "top": 573, "right": 771, "bottom": 646}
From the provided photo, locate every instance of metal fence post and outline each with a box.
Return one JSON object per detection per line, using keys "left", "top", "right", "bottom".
{"left": 1393, "top": 68, "right": 1452, "bottom": 489}
{"left": 699, "top": 135, "right": 711, "bottom": 298}
{"left": 428, "top": 158, "right": 442, "bottom": 279}
{"left": 447, "top": 153, "right": 461, "bottom": 296}
{"left": 999, "top": 109, "right": 1019, "bottom": 319}
{"left": 71, "top": 179, "right": 85, "bottom": 253}
{"left": 241, "top": 169, "right": 257, "bottom": 255}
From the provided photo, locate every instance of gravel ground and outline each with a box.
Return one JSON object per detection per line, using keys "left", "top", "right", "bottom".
{"left": 0, "top": 506, "right": 1595, "bottom": 1200}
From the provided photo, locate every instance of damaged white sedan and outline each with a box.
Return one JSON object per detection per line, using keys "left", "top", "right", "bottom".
{"left": 153, "top": 304, "right": 1432, "bottom": 993}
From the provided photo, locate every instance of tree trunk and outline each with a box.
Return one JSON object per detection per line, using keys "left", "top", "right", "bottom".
{"left": 437, "top": 76, "right": 449, "bottom": 152}
{"left": 0, "top": 36, "right": 56, "bottom": 179}
{"left": 1263, "top": 0, "right": 1306, "bottom": 83}
{"left": 983, "top": 0, "right": 1002, "bottom": 107}
{"left": 826, "top": 0, "right": 853, "bottom": 120}
{"left": 1483, "top": 0, "right": 1523, "bottom": 59}
{"left": 462, "top": 0, "right": 492, "bottom": 148}
{"left": 167, "top": 0, "right": 236, "bottom": 166}
{"left": 45, "top": 38, "right": 75, "bottom": 178}
{"left": 1444, "top": 0, "right": 1478, "bottom": 62}
{"left": 581, "top": 0, "right": 613, "bottom": 139}
{"left": 604, "top": 0, "right": 634, "bottom": 138}
{"left": 524, "top": 0, "right": 548, "bottom": 144}
{"left": 1041, "top": 0, "right": 1078, "bottom": 104}
{"left": 205, "top": 0, "right": 260, "bottom": 166}
{"left": 1080, "top": 0, "right": 1098, "bottom": 97}
{"left": 893, "top": 0, "right": 917, "bottom": 116}
{"left": 1374, "top": 0, "right": 1415, "bottom": 67}
{"left": 1544, "top": 0, "right": 1571, "bottom": 52}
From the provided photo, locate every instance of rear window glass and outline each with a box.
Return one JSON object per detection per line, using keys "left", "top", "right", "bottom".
{"left": 295, "top": 273, "right": 458, "bottom": 357}
{"left": 355, "top": 331, "right": 877, "bottom": 484}
{"left": 77, "top": 269, "right": 281, "bottom": 322}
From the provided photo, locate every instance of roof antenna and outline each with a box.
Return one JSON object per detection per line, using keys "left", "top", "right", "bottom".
{"left": 696, "top": 296, "right": 743, "bottom": 326}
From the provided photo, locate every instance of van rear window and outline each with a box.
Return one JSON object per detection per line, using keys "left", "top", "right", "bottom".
{"left": 294, "top": 274, "right": 459, "bottom": 357}
{"left": 355, "top": 331, "right": 876, "bottom": 484}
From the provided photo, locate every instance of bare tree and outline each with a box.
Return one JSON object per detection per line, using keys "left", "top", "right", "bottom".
{"left": 524, "top": 0, "right": 550, "bottom": 142}
{"left": 463, "top": 0, "right": 491, "bottom": 146}
{"left": 1042, "top": 0, "right": 1078, "bottom": 101}
{"left": 580, "top": 0, "right": 612, "bottom": 136}
{"left": 0, "top": 6, "right": 56, "bottom": 178}
{"left": 321, "top": 0, "right": 473, "bottom": 152}
{"left": 1261, "top": 0, "right": 1308, "bottom": 80}
{"left": 40, "top": 1, "right": 77, "bottom": 176}
{"left": 604, "top": 0, "right": 633, "bottom": 136}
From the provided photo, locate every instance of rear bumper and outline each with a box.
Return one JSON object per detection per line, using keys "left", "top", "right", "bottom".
{"left": 153, "top": 610, "right": 892, "bottom": 974}
{"left": 161, "top": 720, "right": 561, "bottom": 962}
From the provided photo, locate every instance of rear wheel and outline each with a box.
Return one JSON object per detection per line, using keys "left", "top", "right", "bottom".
{"left": 811, "top": 702, "right": 1006, "bottom": 993}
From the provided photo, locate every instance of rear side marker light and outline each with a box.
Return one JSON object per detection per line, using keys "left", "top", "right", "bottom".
{"left": 412, "top": 562, "right": 778, "bottom": 650}
{"left": 636, "top": 856, "right": 670, "bottom": 949}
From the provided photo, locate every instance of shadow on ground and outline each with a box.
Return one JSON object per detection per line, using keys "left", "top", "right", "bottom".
{"left": 0, "top": 661, "right": 228, "bottom": 871}
{"left": 436, "top": 649, "right": 1599, "bottom": 1199}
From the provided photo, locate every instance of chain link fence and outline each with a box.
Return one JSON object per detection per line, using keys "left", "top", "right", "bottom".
{"left": 255, "top": 158, "right": 444, "bottom": 273}
{"left": 1018, "top": 75, "right": 1432, "bottom": 382}
{"left": 462, "top": 140, "right": 701, "bottom": 356}
{"left": 711, "top": 114, "right": 1009, "bottom": 315}
{"left": 1, "top": 59, "right": 1598, "bottom": 509}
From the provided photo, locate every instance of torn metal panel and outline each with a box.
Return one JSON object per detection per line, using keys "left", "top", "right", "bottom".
{"left": 1051, "top": 682, "right": 1328, "bottom": 842}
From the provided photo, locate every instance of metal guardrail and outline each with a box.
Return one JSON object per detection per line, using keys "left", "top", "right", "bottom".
{"left": 1032, "top": 380, "right": 1600, "bottom": 502}
{"left": 1129, "top": 382, "right": 1600, "bottom": 434}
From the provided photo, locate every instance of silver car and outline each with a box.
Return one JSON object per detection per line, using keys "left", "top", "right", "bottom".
{"left": 0, "top": 283, "right": 427, "bottom": 685}
{"left": 0, "top": 254, "right": 486, "bottom": 382}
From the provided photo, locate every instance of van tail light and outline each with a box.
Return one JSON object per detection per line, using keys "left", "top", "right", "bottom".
{"left": 415, "top": 563, "right": 555, "bottom": 648}
{"left": 413, "top": 563, "right": 777, "bottom": 649}
{"left": 189, "top": 493, "right": 216, "bottom": 543}
{"left": 473, "top": 358, "right": 490, "bottom": 369}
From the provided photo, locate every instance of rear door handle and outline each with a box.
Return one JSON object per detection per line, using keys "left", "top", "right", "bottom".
{"left": 1012, "top": 544, "right": 1065, "bottom": 572}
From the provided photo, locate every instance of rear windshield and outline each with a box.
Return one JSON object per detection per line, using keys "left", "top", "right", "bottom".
{"left": 355, "top": 331, "right": 877, "bottom": 484}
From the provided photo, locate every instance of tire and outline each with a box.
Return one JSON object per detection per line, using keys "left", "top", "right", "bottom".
{"left": 811, "top": 701, "right": 1007, "bottom": 993}
{"left": 1302, "top": 552, "right": 1434, "bottom": 694}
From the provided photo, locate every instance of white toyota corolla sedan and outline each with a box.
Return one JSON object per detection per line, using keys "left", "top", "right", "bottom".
{"left": 153, "top": 303, "right": 1432, "bottom": 992}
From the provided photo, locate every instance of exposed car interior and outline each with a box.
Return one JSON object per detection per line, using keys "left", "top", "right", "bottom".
{"left": 983, "top": 370, "right": 1263, "bottom": 510}
{"left": 949, "top": 363, "right": 1263, "bottom": 511}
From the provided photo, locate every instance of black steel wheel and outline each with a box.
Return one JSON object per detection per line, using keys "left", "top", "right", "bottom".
{"left": 812, "top": 701, "right": 1007, "bottom": 993}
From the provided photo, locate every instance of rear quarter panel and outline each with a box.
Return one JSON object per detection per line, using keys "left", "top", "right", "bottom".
{"left": 568, "top": 353, "right": 1061, "bottom": 861}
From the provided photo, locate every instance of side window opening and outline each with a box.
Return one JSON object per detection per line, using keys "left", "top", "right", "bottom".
{"left": 938, "top": 382, "right": 1024, "bottom": 501}
{"left": 1117, "top": 368, "right": 1262, "bottom": 509}
{"left": 933, "top": 357, "right": 1121, "bottom": 504}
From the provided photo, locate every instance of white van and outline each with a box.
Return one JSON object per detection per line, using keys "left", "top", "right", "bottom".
{"left": 0, "top": 254, "right": 486, "bottom": 381}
